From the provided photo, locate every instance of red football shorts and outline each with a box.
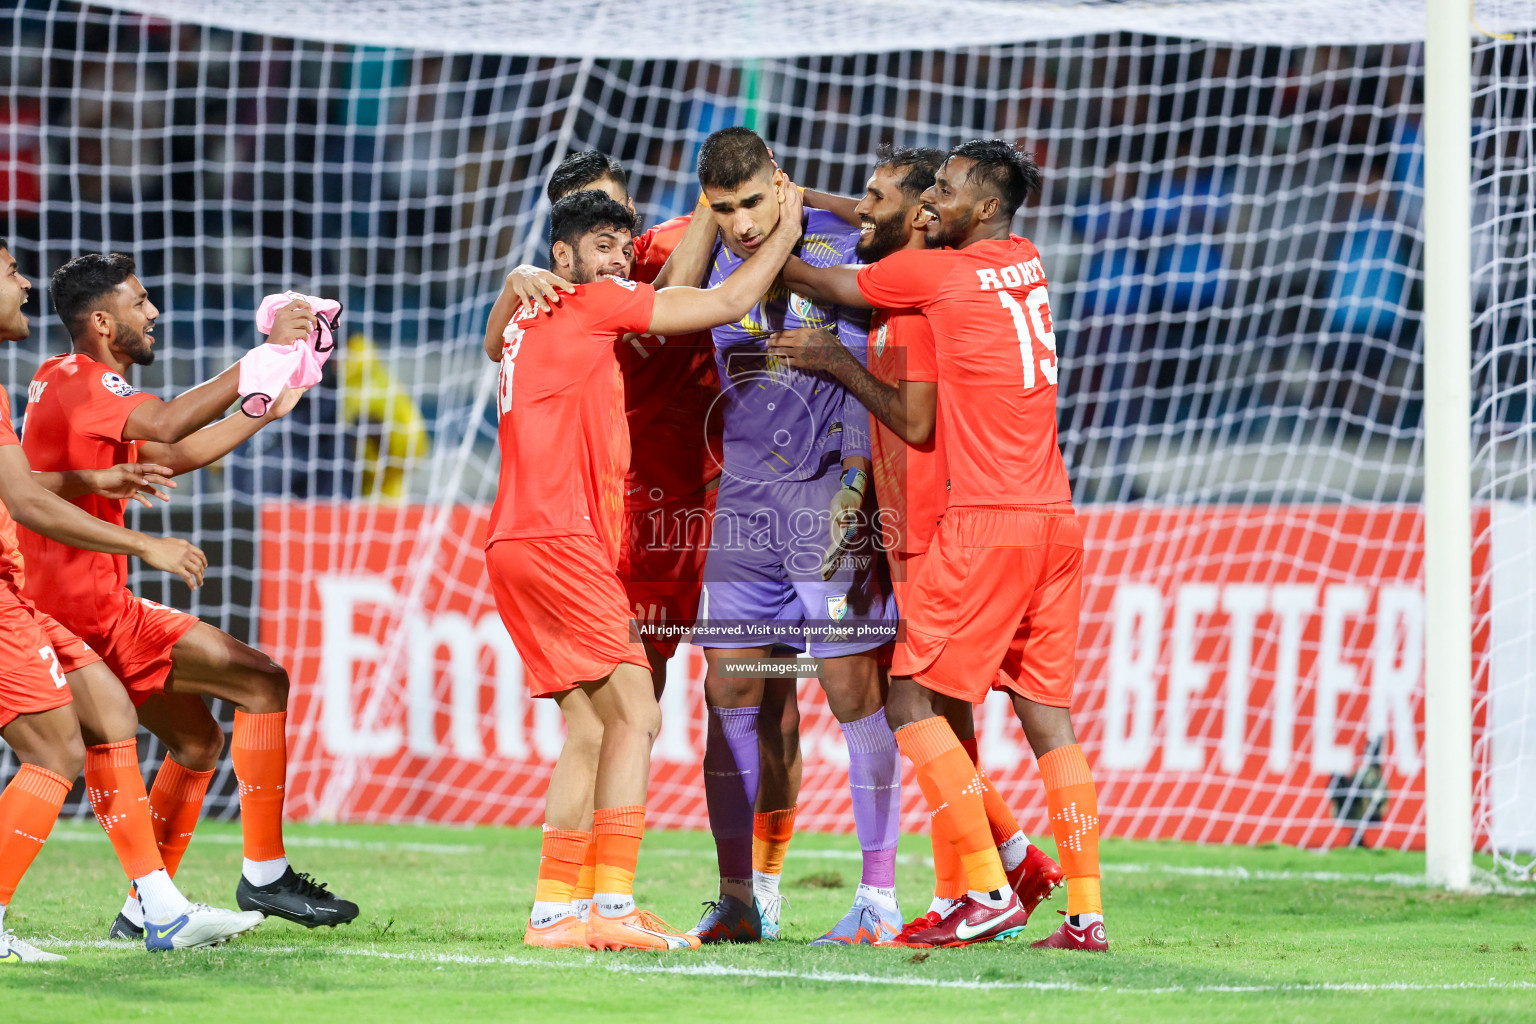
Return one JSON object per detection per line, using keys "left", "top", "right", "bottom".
{"left": 618, "top": 486, "right": 715, "bottom": 658}
{"left": 75, "top": 588, "right": 201, "bottom": 707}
{"left": 891, "top": 505, "right": 1082, "bottom": 708}
{"left": 887, "top": 548, "right": 930, "bottom": 670}
{"left": 486, "top": 535, "right": 650, "bottom": 698}
{"left": 0, "top": 586, "right": 98, "bottom": 728}
{"left": 889, "top": 548, "right": 926, "bottom": 616}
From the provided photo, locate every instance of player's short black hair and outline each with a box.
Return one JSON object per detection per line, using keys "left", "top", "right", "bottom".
{"left": 947, "top": 139, "right": 1042, "bottom": 216}
{"left": 548, "top": 190, "right": 637, "bottom": 267}
{"left": 51, "top": 252, "right": 137, "bottom": 339}
{"left": 546, "top": 150, "right": 628, "bottom": 205}
{"left": 873, "top": 143, "right": 946, "bottom": 201}
{"left": 697, "top": 127, "right": 773, "bottom": 192}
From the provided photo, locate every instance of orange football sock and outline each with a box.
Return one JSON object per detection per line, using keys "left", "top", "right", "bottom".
{"left": 148, "top": 757, "right": 213, "bottom": 877}
{"left": 895, "top": 717, "right": 1007, "bottom": 894}
{"left": 592, "top": 805, "right": 645, "bottom": 898}
{"left": 572, "top": 840, "right": 598, "bottom": 901}
{"left": 1039, "top": 744, "right": 1102, "bottom": 915}
{"left": 534, "top": 827, "right": 591, "bottom": 905}
{"left": 231, "top": 710, "right": 287, "bottom": 862}
{"left": 85, "top": 740, "right": 165, "bottom": 880}
{"left": 961, "top": 737, "right": 1024, "bottom": 846}
{"left": 0, "top": 764, "right": 70, "bottom": 904}
{"left": 752, "top": 806, "right": 796, "bottom": 877}
{"left": 929, "top": 810, "right": 968, "bottom": 901}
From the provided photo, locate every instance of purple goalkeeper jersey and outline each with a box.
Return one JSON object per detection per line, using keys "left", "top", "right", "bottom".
{"left": 707, "top": 208, "right": 872, "bottom": 484}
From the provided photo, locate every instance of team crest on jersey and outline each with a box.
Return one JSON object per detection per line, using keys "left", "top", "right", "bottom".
{"left": 100, "top": 372, "right": 140, "bottom": 398}
{"left": 610, "top": 277, "right": 638, "bottom": 291}
{"left": 874, "top": 323, "right": 889, "bottom": 357}
{"left": 789, "top": 291, "right": 814, "bottom": 320}
{"left": 826, "top": 593, "right": 849, "bottom": 621}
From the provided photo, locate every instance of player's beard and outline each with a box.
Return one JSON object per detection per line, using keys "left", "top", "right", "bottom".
{"left": 854, "top": 209, "right": 910, "bottom": 263}
{"left": 568, "top": 251, "right": 597, "bottom": 285}
{"left": 115, "top": 318, "right": 155, "bottom": 366}
{"left": 922, "top": 203, "right": 972, "bottom": 249}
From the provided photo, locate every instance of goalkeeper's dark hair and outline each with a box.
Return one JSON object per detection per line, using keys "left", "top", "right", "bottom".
{"left": 697, "top": 126, "right": 773, "bottom": 191}
{"left": 548, "top": 190, "right": 637, "bottom": 266}
{"left": 948, "top": 139, "right": 1042, "bottom": 216}
{"left": 51, "top": 252, "right": 137, "bottom": 339}
{"left": 873, "top": 143, "right": 946, "bottom": 201}
{"left": 547, "top": 150, "right": 628, "bottom": 204}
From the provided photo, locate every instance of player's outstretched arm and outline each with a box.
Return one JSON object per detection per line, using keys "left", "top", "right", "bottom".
{"left": 768, "top": 327, "right": 936, "bottom": 444}
{"left": 122, "top": 300, "right": 317, "bottom": 443}
{"left": 645, "top": 183, "right": 805, "bottom": 337}
{"left": 482, "top": 271, "right": 555, "bottom": 361}
{"left": 803, "top": 188, "right": 860, "bottom": 229}
{"left": 648, "top": 195, "right": 718, "bottom": 289}
{"left": 0, "top": 446, "right": 206, "bottom": 587}
{"left": 782, "top": 256, "right": 870, "bottom": 311}
{"left": 138, "top": 386, "right": 309, "bottom": 475}
{"left": 35, "top": 462, "right": 177, "bottom": 509}
{"left": 489, "top": 265, "right": 577, "bottom": 327}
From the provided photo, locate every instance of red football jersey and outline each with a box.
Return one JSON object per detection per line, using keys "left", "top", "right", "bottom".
{"left": 857, "top": 237, "right": 1071, "bottom": 508}
{"left": 867, "top": 308, "right": 945, "bottom": 556}
{"left": 486, "top": 277, "right": 656, "bottom": 564}
{"left": 622, "top": 215, "right": 722, "bottom": 508}
{"left": 18, "top": 353, "right": 154, "bottom": 629}
{"left": 0, "top": 389, "right": 28, "bottom": 591}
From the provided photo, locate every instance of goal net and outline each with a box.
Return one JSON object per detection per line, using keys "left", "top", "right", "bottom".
{"left": 2, "top": 0, "right": 1532, "bottom": 876}
{"left": 1472, "top": 10, "right": 1536, "bottom": 883}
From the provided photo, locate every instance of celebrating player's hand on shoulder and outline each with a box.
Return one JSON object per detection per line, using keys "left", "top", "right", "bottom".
{"left": 768, "top": 327, "right": 852, "bottom": 373}
{"left": 87, "top": 462, "right": 178, "bottom": 509}
{"left": 267, "top": 298, "right": 318, "bottom": 346}
{"left": 504, "top": 264, "right": 576, "bottom": 314}
{"left": 776, "top": 169, "right": 806, "bottom": 237}
{"left": 137, "top": 534, "right": 208, "bottom": 589}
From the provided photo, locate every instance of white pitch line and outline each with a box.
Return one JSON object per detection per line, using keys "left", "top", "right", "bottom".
{"left": 48, "top": 826, "right": 477, "bottom": 856}
{"left": 42, "top": 829, "right": 1534, "bottom": 895}
{"left": 1100, "top": 862, "right": 1535, "bottom": 896}
{"left": 648, "top": 848, "right": 1535, "bottom": 895}
{"left": 31, "top": 939, "right": 1536, "bottom": 996}
{"left": 648, "top": 846, "right": 932, "bottom": 866}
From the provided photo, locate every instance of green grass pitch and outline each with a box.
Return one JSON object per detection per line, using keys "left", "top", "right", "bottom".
{"left": 1, "top": 821, "right": 1531, "bottom": 1022}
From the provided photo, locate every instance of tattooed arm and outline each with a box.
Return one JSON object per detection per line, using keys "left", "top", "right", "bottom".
{"left": 766, "top": 327, "right": 935, "bottom": 445}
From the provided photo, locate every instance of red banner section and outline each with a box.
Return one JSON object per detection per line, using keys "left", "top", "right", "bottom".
{"left": 260, "top": 502, "right": 1440, "bottom": 848}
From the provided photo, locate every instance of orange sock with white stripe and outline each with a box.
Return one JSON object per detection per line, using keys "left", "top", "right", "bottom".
{"left": 85, "top": 740, "right": 165, "bottom": 880}
{"left": 531, "top": 826, "right": 591, "bottom": 925}
{"left": 572, "top": 838, "right": 598, "bottom": 906}
{"left": 960, "top": 738, "right": 1024, "bottom": 846}
{"left": 961, "top": 736, "right": 1031, "bottom": 871}
{"left": 1039, "top": 743, "right": 1102, "bottom": 915}
{"left": 119, "top": 756, "right": 215, "bottom": 928}
{"left": 231, "top": 710, "right": 288, "bottom": 883}
{"left": 895, "top": 717, "right": 1007, "bottom": 895}
{"left": 0, "top": 764, "right": 70, "bottom": 907}
{"left": 148, "top": 757, "right": 213, "bottom": 877}
{"left": 751, "top": 806, "right": 795, "bottom": 903}
{"left": 592, "top": 805, "right": 645, "bottom": 918}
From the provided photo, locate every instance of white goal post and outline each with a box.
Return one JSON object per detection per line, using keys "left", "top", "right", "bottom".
{"left": 1423, "top": 0, "right": 1474, "bottom": 890}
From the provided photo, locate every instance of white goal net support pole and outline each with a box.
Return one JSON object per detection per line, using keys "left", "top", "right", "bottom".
{"left": 1423, "top": 0, "right": 1474, "bottom": 890}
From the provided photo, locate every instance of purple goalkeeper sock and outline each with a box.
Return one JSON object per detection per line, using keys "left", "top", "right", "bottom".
{"left": 839, "top": 708, "right": 901, "bottom": 888}
{"left": 704, "top": 705, "right": 761, "bottom": 882}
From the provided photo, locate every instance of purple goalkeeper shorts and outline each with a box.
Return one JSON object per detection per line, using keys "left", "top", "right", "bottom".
{"left": 693, "top": 462, "right": 897, "bottom": 658}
